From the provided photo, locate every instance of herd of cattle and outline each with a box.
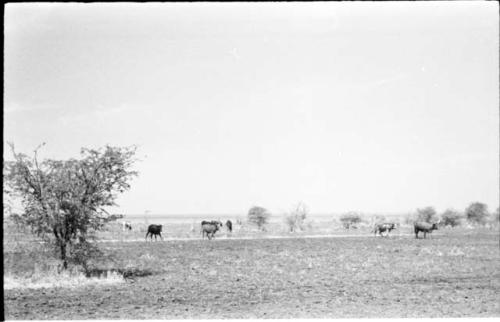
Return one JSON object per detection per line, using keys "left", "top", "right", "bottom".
{"left": 138, "top": 220, "right": 233, "bottom": 241}
{"left": 121, "top": 220, "right": 440, "bottom": 241}
{"left": 372, "top": 221, "right": 439, "bottom": 239}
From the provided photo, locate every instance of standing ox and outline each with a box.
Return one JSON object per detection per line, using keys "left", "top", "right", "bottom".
{"left": 226, "top": 220, "right": 233, "bottom": 233}
{"left": 145, "top": 224, "right": 163, "bottom": 241}
{"left": 373, "top": 223, "right": 396, "bottom": 237}
{"left": 414, "top": 222, "right": 438, "bottom": 239}
{"left": 201, "top": 221, "right": 222, "bottom": 240}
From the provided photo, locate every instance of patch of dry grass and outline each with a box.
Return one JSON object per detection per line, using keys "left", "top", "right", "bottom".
{"left": 4, "top": 266, "right": 124, "bottom": 290}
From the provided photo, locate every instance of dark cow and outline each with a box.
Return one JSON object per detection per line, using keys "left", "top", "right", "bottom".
{"left": 414, "top": 221, "right": 438, "bottom": 239}
{"left": 373, "top": 223, "right": 396, "bottom": 237}
{"left": 145, "top": 224, "right": 163, "bottom": 241}
{"left": 226, "top": 220, "right": 233, "bottom": 233}
{"left": 201, "top": 220, "right": 223, "bottom": 240}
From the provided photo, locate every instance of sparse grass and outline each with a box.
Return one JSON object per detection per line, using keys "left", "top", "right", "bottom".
{"left": 4, "top": 214, "right": 499, "bottom": 319}
{"left": 4, "top": 266, "right": 124, "bottom": 290}
{"left": 4, "top": 227, "right": 499, "bottom": 319}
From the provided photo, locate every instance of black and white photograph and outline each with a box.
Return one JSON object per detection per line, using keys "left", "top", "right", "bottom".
{"left": 3, "top": 2, "right": 499, "bottom": 319}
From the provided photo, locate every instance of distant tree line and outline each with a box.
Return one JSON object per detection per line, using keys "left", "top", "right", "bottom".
{"left": 246, "top": 201, "right": 498, "bottom": 232}
{"left": 325, "top": 202, "right": 498, "bottom": 230}
{"left": 412, "top": 202, "right": 497, "bottom": 227}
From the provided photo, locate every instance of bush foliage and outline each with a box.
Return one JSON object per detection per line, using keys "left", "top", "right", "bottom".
{"left": 247, "top": 206, "right": 270, "bottom": 231}
{"left": 465, "top": 202, "right": 489, "bottom": 225}
{"left": 416, "top": 206, "right": 438, "bottom": 223}
{"left": 3, "top": 143, "right": 138, "bottom": 270}
{"left": 440, "top": 209, "right": 463, "bottom": 227}
{"left": 340, "top": 212, "right": 362, "bottom": 229}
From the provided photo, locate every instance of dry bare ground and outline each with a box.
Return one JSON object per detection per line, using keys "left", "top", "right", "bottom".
{"left": 4, "top": 228, "right": 500, "bottom": 319}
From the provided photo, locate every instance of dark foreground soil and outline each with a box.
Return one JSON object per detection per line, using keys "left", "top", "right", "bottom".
{"left": 4, "top": 229, "right": 500, "bottom": 319}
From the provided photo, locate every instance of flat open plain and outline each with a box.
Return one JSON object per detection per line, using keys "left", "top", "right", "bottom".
{"left": 4, "top": 226, "right": 500, "bottom": 319}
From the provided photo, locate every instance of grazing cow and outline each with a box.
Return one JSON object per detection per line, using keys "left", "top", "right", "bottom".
{"left": 145, "top": 224, "right": 163, "bottom": 241}
{"left": 201, "top": 220, "right": 222, "bottom": 240}
{"left": 226, "top": 220, "right": 233, "bottom": 233}
{"left": 414, "top": 222, "right": 438, "bottom": 239}
{"left": 122, "top": 221, "right": 132, "bottom": 231}
{"left": 373, "top": 223, "right": 396, "bottom": 237}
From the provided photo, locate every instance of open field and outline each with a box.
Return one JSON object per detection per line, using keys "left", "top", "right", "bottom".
{"left": 4, "top": 225, "right": 500, "bottom": 319}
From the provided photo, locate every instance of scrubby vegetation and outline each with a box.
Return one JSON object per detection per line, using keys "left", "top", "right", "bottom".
{"left": 284, "top": 202, "right": 309, "bottom": 232}
{"left": 440, "top": 209, "right": 463, "bottom": 227}
{"left": 3, "top": 143, "right": 138, "bottom": 271}
{"left": 465, "top": 202, "right": 489, "bottom": 225}
{"left": 247, "top": 206, "right": 271, "bottom": 231}
{"left": 339, "top": 212, "right": 362, "bottom": 229}
{"left": 416, "top": 206, "right": 438, "bottom": 223}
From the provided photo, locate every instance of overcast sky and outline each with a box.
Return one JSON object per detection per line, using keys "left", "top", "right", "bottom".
{"left": 4, "top": 2, "right": 499, "bottom": 215}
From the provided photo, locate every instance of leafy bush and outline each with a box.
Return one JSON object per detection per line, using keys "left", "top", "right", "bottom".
{"left": 440, "top": 209, "right": 463, "bottom": 227}
{"left": 284, "top": 202, "right": 308, "bottom": 232}
{"left": 340, "top": 212, "right": 362, "bottom": 229}
{"left": 416, "top": 206, "right": 438, "bottom": 223}
{"left": 247, "top": 206, "right": 270, "bottom": 231}
{"left": 465, "top": 202, "right": 489, "bottom": 225}
{"left": 4, "top": 143, "right": 138, "bottom": 270}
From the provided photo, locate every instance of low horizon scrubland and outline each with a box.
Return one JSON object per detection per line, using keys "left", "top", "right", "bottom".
{"left": 4, "top": 209, "right": 498, "bottom": 290}
{"left": 5, "top": 227, "right": 499, "bottom": 319}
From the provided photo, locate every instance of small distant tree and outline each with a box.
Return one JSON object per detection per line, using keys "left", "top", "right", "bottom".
{"left": 440, "top": 209, "right": 463, "bottom": 227}
{"left": 285, "top": 202, "right": 309, "bottom": 232}
{"left": 465, "top": 202, "right": 489, "bottom": 225}
{"left": 416, "top": 206, "right": 438, "bottom": 223}
{"left": 340, "top": 211, "right": 362, "bottom": 229}
{"left": 247, "top": 206, "right": 270, "bottom": 231}
{"left": 4, "top": 143, "right": 138, "bottom": 270}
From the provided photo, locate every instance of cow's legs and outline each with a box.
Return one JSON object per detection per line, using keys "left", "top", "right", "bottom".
{"left": 159, "top": 232, "right": 163, "bottom": 241}
{"left": 145, "top": 232, "right": 149, "bottom": 241}
{"left": 423, "top": 232, "right": 427, "bottom": 239}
